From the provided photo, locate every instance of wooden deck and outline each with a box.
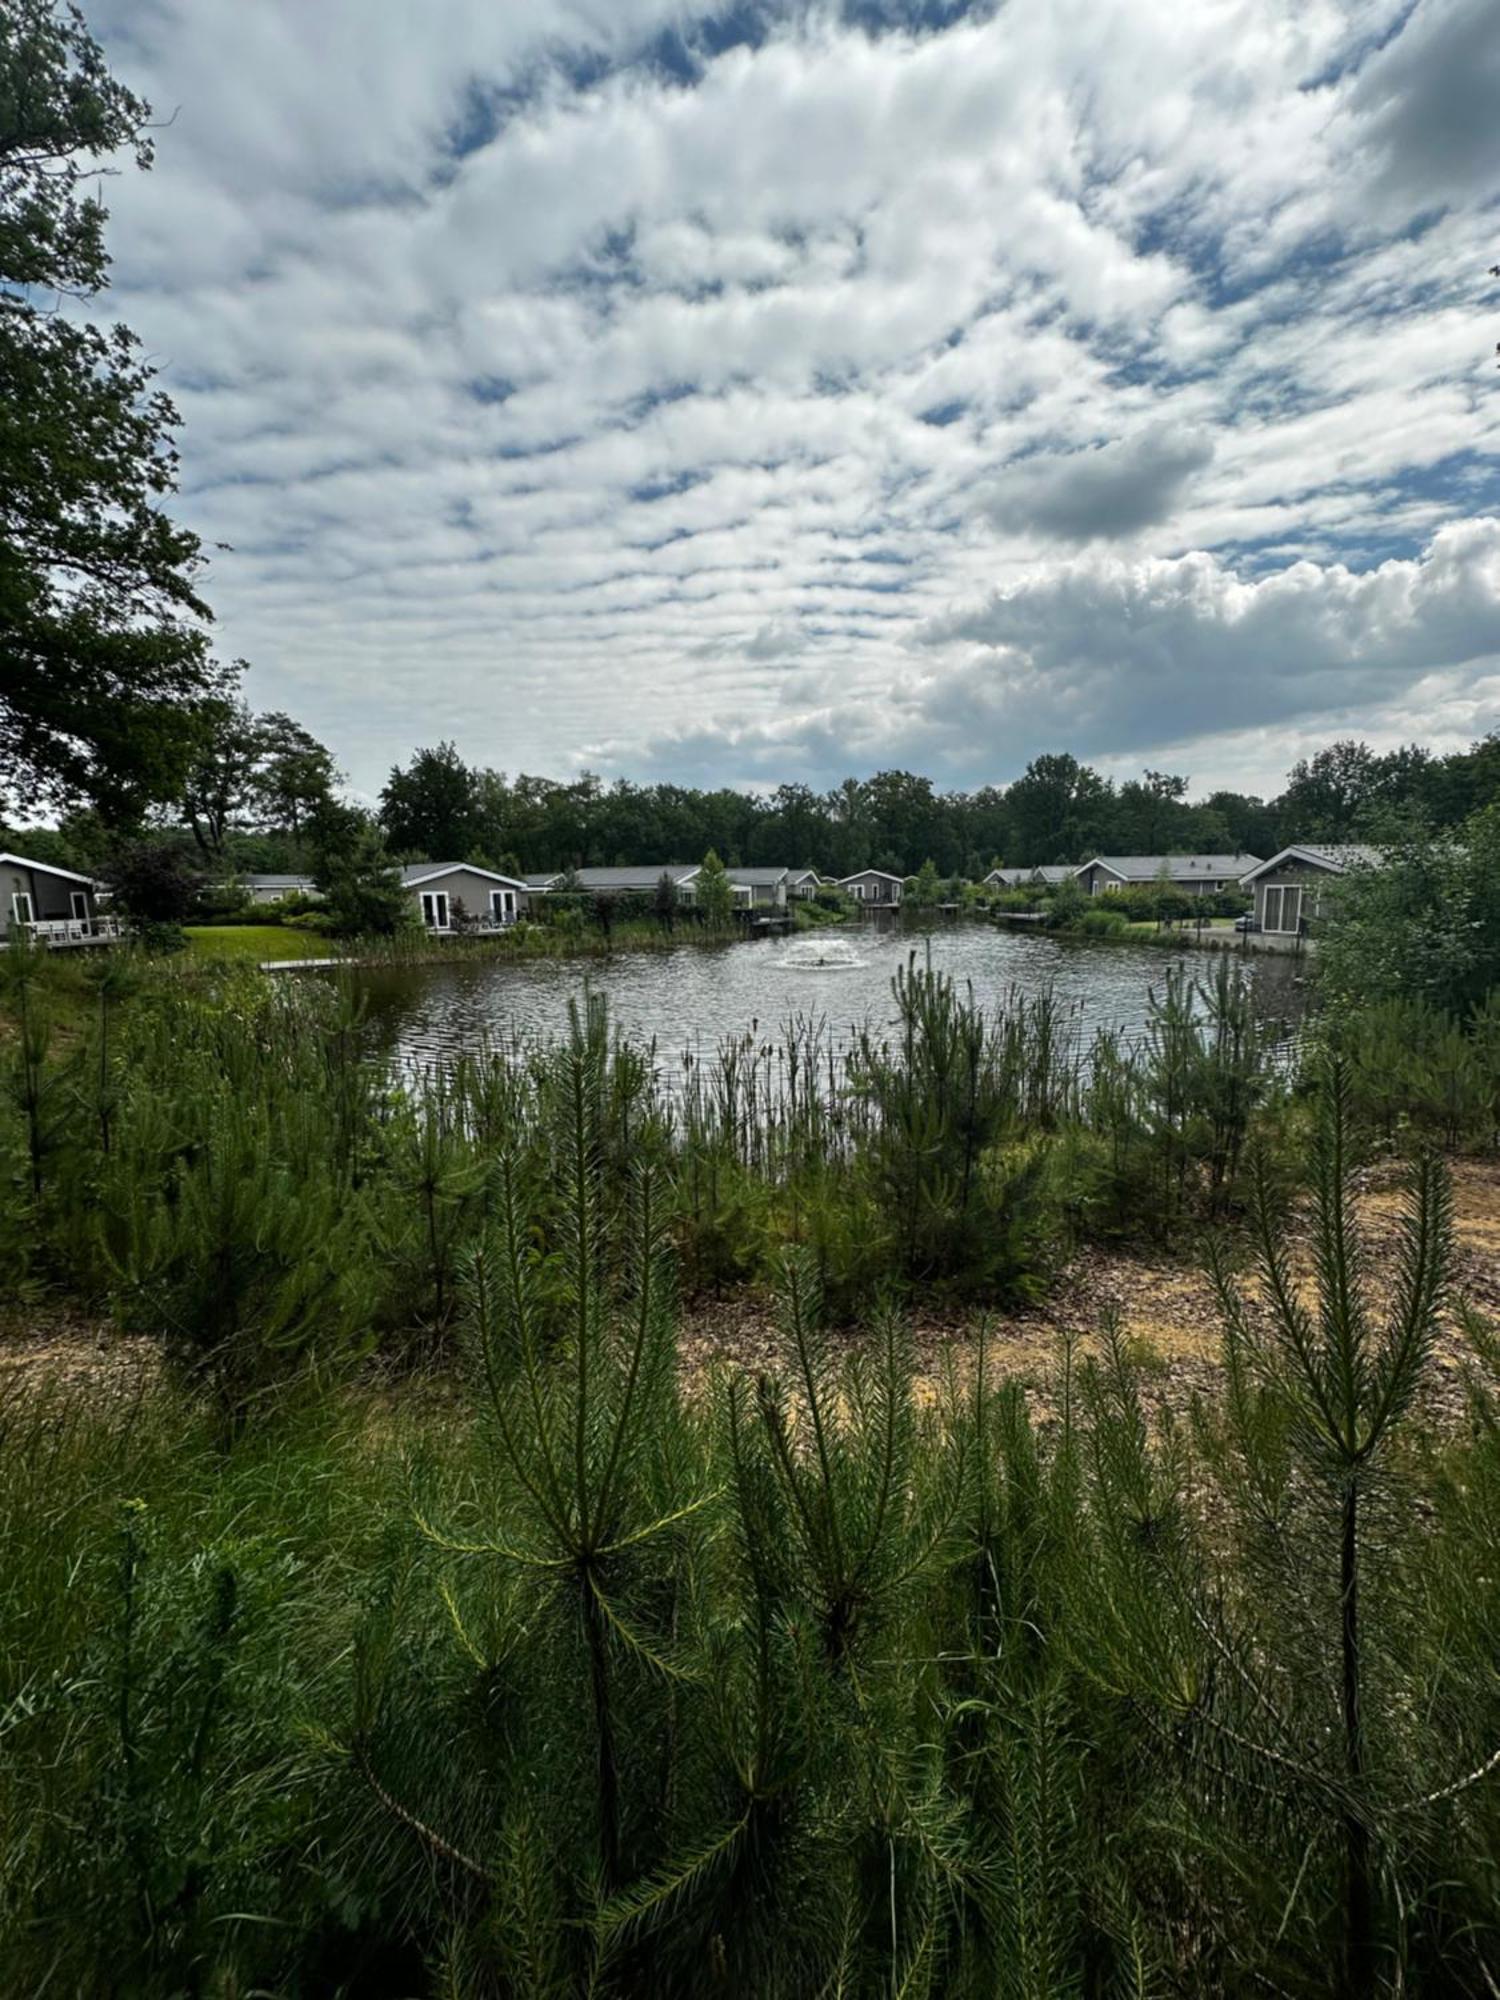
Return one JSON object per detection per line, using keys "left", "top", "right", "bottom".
{"left": 2, "top": 917, "right": 126, "bottom": 950}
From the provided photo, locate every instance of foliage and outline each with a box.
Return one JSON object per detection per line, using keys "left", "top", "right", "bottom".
{"left": 2, "top": 1044, "right": 1499, "bottom": 1995}
{"left": 1199, "top": 1062, "right": 1457, "bottom": 1994}
{"left": 1318, "top": 807, "right": 1500, "bottom": 1019}
{"left": 103, "top": 832, "right": 205, "bottom": 924}
{"left": 379, "top": 739, "right": 480, "bottom": 859}
{"left": 178, "top": 691, "right": 339, "bottom": 857}
{"left": 695, "top": 847, "right": 735, "bottom": 929}
{"left": 172, "top": 728, "right": 1500, "bottom": 890}
{"left": 311, "top": 810, "right": 411, "bottom": 936}
{"left": 907, "top": 856, "right": 943, "bottom": 910}
{"left": 849, "top": 962, "right": 1058, "bottom": 1297}
{"left": 0, "top": 0, "right": 221, "bottom": 818}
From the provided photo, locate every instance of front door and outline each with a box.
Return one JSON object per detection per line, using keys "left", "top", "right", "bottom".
{"left": 70, "top": 890, "right": 90, "bottom": 926}
{"left": 490, "top": 889, "right": 516, "bottom": 922}
{"left": 10, "top": 891, "right": 33, "bottom": 927}
{"left": 420, "top": 890, "right": 450, "bottom": 930}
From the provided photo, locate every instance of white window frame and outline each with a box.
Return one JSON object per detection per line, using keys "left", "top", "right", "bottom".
{"left": 10, "top": 891, "right": 34, "bottom": 925}
{"left": 490, "top": 888, "right": 516, "bottom": 922}
{"left": 420, "top": 889, "right": 450, "bottom": 930}
{"left": 70, "top": 890, "right": 90, "bottom": 923}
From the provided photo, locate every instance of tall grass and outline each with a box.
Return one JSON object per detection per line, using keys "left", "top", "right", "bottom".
{"left": 1, "top": 1031, "right": 1497, "bottom": 1994}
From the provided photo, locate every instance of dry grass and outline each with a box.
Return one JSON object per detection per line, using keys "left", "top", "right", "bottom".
{"left": 8, "top": 1158, "right": 1498, "bottom": 1429}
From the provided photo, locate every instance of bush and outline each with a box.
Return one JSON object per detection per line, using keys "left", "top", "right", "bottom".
{"left": 3, "top": 1052, "right": 1498, "bottom": 1995}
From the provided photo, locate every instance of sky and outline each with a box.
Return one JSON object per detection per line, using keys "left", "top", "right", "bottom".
{"left": 89, "top": 0, "right": 1500, "bottom": 802}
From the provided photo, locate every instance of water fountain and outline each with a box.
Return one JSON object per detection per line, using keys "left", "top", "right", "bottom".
{"left": 776, "top": 935, "right": 867, "bottom": 971}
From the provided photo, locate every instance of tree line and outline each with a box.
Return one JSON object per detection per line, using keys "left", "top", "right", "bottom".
{"left": 366, "top": 732, "right": 1500, "bottom": 878}
{"left": 10, "top": 705, "right": 1500, "bottom": 925}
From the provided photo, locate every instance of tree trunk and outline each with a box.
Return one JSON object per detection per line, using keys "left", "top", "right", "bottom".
{"left": 1340, "top": 1478, "right": 1374, "bottom": 2000}
{"left": 583, "top": 1575, "right": 621, "bottom": 1890}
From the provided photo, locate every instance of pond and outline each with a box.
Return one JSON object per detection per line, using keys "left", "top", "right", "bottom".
{"left": 338, "top": 922, "right": 1310, "bottom": 1075}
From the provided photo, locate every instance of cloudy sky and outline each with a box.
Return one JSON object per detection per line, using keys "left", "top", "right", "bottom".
{"left": 91, "top": 0, "right": 1500, "bottom": 800}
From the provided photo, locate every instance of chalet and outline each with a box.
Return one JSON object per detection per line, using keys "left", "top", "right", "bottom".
{"left": 726, "top": 867, "right": 789, "bottom": 908}
{"left": 525, "top": 864, "right": 701, "bottom": 900}
{"left": 1073, "top": 854, "right": 1261, "bottom": 898}
{"left": 1238, "top": 845, "right": 1381, "bottom": 935}
{"left": 399, "top": 863, "right": 529, "bottom": 932}
{"left": 984, "top": 865, "right": 1075, "bottom": 889}
{"left": 1, "top": 851, "right": 121, "bottom": 947}
{"left": 838, "top": 868, "right": 904, "bottom": 907}
{"left": 240, "top": 873, "right": 320, "bottom": 905}
{"left": 786, "top": 869, "right": 825, "bottom": 900}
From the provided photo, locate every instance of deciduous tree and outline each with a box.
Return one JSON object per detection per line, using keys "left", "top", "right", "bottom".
{"left": 379, "top": 742, "right": 478, "bottom": 859}
{"left": 0, "top": 0, "right": 220, "bottom": 818}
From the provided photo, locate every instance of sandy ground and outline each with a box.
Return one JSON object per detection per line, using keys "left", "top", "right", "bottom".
{"left": 678, "top": 1157, "right": 1500, "bottom": 1427}
{"left": 5, "top": 1160, "right": 1498, "bottom": 1427}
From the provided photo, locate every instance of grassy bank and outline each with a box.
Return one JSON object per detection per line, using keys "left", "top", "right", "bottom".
{"left": 2, "top": 1049, "right": 1498, "bottom": 1995}
{"left": 184, "top": 923, "right": 339, "bottom": 961}
{"left": 3, "top": 953, "right": 1500, "bottom": 1992}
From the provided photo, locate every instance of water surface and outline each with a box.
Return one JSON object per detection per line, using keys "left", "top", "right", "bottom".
{"left": 343, "top": 923, "right": 1308, "bottom": 1074}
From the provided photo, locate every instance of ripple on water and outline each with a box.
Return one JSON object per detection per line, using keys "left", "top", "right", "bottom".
{"left": 338, "top": 925, "right": 1310, "bottom": 1078}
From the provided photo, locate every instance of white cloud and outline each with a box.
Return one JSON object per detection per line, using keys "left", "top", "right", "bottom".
{"left": 615, "top": 519, "right": 1500, "bottom": 789}
{"left": 75, "top": 0, "right": 1500, "bottom": 796}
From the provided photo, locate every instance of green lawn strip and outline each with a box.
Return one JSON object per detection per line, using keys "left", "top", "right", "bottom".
{"left": 184, "top": 925, "right": 337, "bottom": 961}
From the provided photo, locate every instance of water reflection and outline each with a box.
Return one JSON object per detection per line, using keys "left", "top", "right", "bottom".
{"left": 335, "top": 925, "right": 1309, "bottom": 1075}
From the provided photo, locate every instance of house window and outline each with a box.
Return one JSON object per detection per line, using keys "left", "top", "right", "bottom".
{"left": 70, "top": 891, "right": 90, "bottom": 924}
{"left": 490, "top": 888, "right": 516, "bottom": 922}
{"left": 10, "top": 891, "right": 34, "bottom": 926}
{"left": 420, "top": 890, "right": 450, "bottom": 930}
{"left": 1263, "top": 885, "right": 1302, "bottom": 933}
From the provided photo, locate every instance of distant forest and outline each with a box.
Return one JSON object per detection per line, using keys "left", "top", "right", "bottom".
{"left": 11, "top": 722, "right": 1500, "bottom": 884}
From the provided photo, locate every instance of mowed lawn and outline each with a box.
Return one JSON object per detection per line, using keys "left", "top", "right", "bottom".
{"left": 184, "top": 925, "right": 337, "bottom": 962}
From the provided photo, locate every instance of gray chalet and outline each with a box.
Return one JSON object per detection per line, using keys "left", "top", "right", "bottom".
{"left": 239, "top": 873, "right": 320, "bottom": 905}
{"left": 1, "top": 851, "right": 121, "bottom": 947}
{"left": 1073, "top": 854, "right": 1261, "bottom": 898}
{"left": 984, "top": 864, "right": 1076, "bottom": 889}
{"left": 525, "top": 864, "right": 700, "bottom": 900}
{"left": 1238, "top": 845, "right": 1382, "bottom": 935}
{"left": 838, "top": 868, "right": 904, "bottom": 907}
{"left": 399, "top": 862, "right": 529, "bottom": 931}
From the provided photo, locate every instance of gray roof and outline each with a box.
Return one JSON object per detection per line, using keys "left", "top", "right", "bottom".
{"left": 399, "top": 862, "right": 528, "bottom": 888}
{"left": 1084, "top": 854, "right": 1262, "bottom": 882}
{"left": 531, "top": 864, "right": 700, "bottom": 893}
{"left": 1239, "top": 844, "right": 1381, "bottom": 884}
{"left": 0, "top": 850, "right": 96, "bottom": 885}
{"left": 242, "top": 873, "right": 316, "bottom": 889}
{"left": 986, "top": 864, "right": 1074, "bottom": 885}
{"left": 838, "top": 868, "right": 905, "bottom": 884}
{"left": 726, "top": 867, "right": 790, "bottom": 886}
